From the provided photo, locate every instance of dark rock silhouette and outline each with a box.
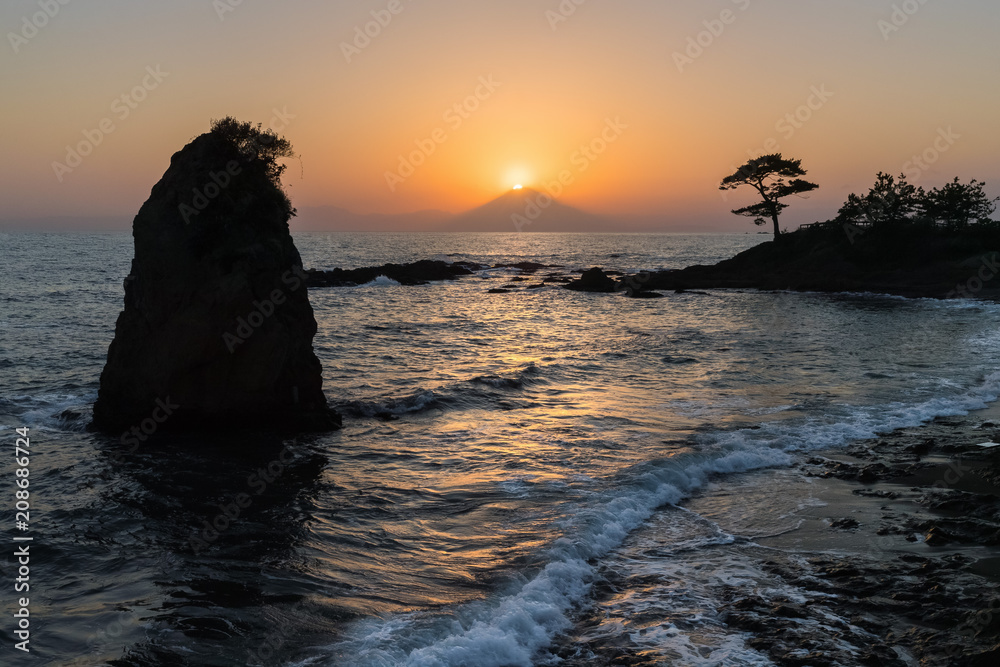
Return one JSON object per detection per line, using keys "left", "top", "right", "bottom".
{"left": 492, "top": 261, "right": 560, "bottom": 273}
{"left": 305, "top": 260, "right": 482, "bottom": 287}
{"left": 642, "top": 224, "right": 1000, "bottom": 299}
{"left": 565, "top": 267, "right": 618, "bottom": 293}
{"left": 93, "top": 121, "right": 338, "bottom": 433}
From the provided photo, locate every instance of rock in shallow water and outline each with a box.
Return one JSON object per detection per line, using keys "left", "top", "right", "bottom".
{"left": 564, "top": 267, "right": 618, "bottom": 293}
{"left": 93, "top": 120, "right": 339, "bottom": 433}
{"left": 305, "top": 259, "right": 481, "bottom": 287}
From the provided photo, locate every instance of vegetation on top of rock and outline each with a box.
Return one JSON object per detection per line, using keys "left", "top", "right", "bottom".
{"left": 720, "top": 151, "right": 997, "bottom": 241}
{"left": 209, "top": 116, "right": 297, "bottom": 220}
{"left": 837, "top": 172, "right": 998, "bottom": 230}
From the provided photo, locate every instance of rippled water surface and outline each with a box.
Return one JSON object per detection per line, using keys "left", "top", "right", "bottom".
{"left": 2, "top": 231, "right": 999, "bottom": 665}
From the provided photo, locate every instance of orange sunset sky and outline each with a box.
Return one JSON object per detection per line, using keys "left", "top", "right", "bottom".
{"left": 2, "top": 0, "right": 998, "bottom": 231}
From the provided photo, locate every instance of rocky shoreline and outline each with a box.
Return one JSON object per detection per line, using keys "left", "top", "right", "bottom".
{"left": 552, "top": 409, "right": 1000, "bottom": 666}
{"left": 732, "top": 409, "right": 1000, "bottom": 666}
{"left": 304, "top": 225, "right": 1000, "bottom": 301}
{"left": 302, "top": 242, "right": 1000, "bottom": 662}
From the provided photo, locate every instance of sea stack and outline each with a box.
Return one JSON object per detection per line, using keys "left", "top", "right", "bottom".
{"left": 92, "top": 118, "right": 339, "bottom": 433}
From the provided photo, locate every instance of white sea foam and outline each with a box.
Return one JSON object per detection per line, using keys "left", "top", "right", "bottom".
{"left": 2, "top": 392, "right": 93, "bottom": 431}
{"left": 344, "top": 390, "right": 438, "bottom": 418}
{"left": 360, "top": 275, "right": 402, "bottom": 287}
{"left": 319, "top": 372, "right": 1000, "bottom": 666}
{"left": 317, "top": 437, "right": 789, "bottom": 665}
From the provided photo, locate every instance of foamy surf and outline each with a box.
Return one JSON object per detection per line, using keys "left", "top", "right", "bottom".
{"left": 360, "top": 275, "right": 403, "bottom": 287}
{"left": 316, "top": 372, "right": 1000, "bottom": 666}
{"left": 1, "top": 392, "right": 94, "bottom": 431}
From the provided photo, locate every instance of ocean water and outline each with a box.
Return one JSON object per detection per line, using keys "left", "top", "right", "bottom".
{"left": 2, "top": 231, "right": 1000, "bottom": 666}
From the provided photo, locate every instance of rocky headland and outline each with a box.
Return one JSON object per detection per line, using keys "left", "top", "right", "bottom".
{"left": 639, "top": 224, "right": 1000, "bottom": 299}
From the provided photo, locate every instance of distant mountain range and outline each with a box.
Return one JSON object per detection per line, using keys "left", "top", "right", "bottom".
{"left": 443, "top": 188, "right": 610, "bottom": 232}
{"left": 0, "top": 192, "right": 745, "bottom": 232}
{"left": 294, "top": 188, "right": 612, "bottom": 232}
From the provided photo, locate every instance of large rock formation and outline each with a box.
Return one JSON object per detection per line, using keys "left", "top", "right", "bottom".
{"left": 93, "top": 120, "right": 339, "bottom": 432}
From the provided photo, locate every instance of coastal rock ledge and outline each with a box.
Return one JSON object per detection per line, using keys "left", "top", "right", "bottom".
{"left": 93, "top": 121, "right": 339, "bottom": 433}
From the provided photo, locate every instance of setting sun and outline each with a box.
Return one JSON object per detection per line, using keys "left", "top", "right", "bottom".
{"left": 6, "top": 1, "right": 1000, "bottom": 663}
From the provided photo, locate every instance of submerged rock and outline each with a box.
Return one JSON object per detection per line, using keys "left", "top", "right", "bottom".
{"left": 492, "top": 261, "right": 559, "bottom": 273}
{"left": 93, "top": 118, "right": 339, "bottom": 433}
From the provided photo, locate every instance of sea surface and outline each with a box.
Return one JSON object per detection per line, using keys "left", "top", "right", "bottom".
{"left": 2, "top": 231, "right": 1000, "bottom": 666}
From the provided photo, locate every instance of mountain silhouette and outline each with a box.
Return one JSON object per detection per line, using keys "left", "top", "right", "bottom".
{"left": 443, "top": 188, "right": 610, "bottom": 232}
{"left": 293, "top": 189, "right": 611, "bottom": 232}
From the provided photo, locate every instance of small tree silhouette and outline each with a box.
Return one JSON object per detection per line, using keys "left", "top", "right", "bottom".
{"left": 720, "top": 154, "right": 819, "bottom": 240}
